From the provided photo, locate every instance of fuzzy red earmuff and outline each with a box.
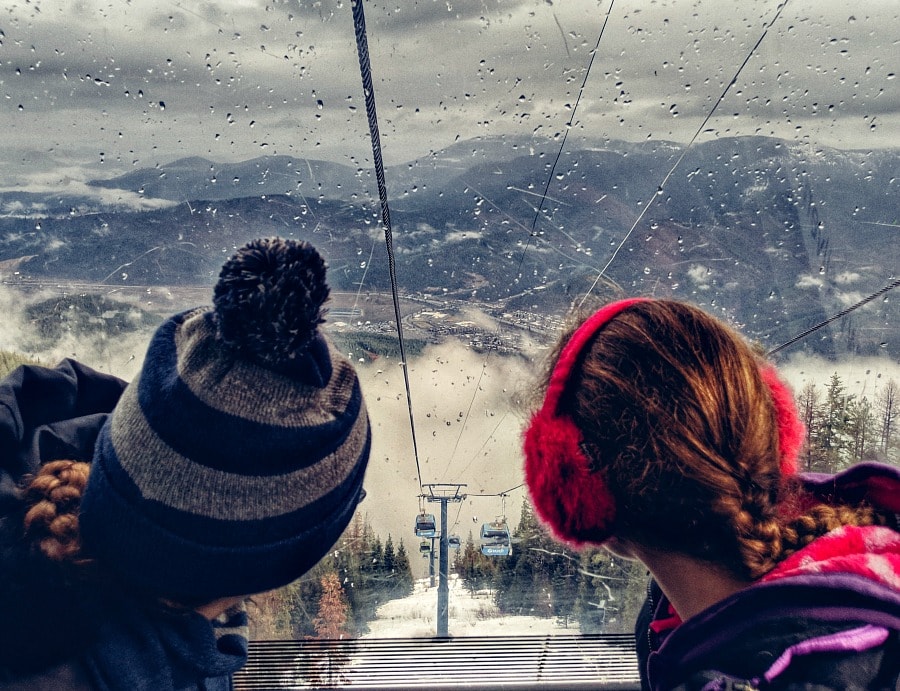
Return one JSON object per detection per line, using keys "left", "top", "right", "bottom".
{"left": 759, "top": 365, "right": 805, "bottom": 476}
{"left": 523, "top": 298, "right": 649, "bottom": 547}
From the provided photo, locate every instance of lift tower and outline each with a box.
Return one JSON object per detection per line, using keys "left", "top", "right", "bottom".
{"left": 423, "top": 483, "right": 466, "bottom": 637}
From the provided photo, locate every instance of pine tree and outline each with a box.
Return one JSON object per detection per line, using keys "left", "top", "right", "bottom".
{"left": 285, "top": 563, "right": 330, "bottom": 638}
{"left": 383, "top": 534, "right": 396, "bottom": 576}
{"left": 455, "top": 530, "right": 498, "bottom": 595}
{"left": 393, "top": 539, "right": 415, "bottom": 597}
{"left": 575, "top": 549, "right": 649, "bottom": 634}
{"left": 819, "top": 373, "right": 853, "bottom": 472}
{"left": 846, "top": 395, "right": 877, "bottom": 463}
{"left": 323, "top": 511, "right": 376, "bottom": 636}
{"left": 494, "top": 499, "right": 580, "bottom": 620}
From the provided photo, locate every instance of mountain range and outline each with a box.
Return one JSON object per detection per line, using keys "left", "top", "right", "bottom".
{"left": 0, "top": 134, "right": 897, "bottom": 358}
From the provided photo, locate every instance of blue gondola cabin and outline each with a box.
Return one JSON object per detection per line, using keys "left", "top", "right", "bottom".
{"left": 480, "top": 521, "right": 511, "bottom": 557}
{"left": 414, "top": 512, "right": 437, "bottom": 538}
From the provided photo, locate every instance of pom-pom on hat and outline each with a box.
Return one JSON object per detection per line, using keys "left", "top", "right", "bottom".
{"left": 80, "top": 238, "right": 371, "bottom": 601}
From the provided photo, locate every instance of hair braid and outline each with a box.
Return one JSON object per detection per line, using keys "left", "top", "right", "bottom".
{"left": 780, "top": 503, "right": 884, "bottom": 558}
{"left": 710, "top": 485, "right": 784, "bottom": 579}
{"left": 22, "top": 460, "right": 91, "bottom": 563}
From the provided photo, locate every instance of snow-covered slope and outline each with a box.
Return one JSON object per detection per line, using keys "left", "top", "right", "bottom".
{"left": 364, "top": 574, "right": 577, "bottom": 638}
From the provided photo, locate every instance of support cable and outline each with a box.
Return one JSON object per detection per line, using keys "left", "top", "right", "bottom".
{"left": 468, "top": 484, "right": 525, "bottom": 499}
{"left": 579, "top": 0, "right": 790, "bottom": 306}
{"left": 351, "top": 0, "right": 423, "bottom": 488}
{"left": 767, "top": 278, "right": 900, "bottom": 357}
{"left": 516, "top": 0, "right": 616, "bottom": 283}
{"left": 442, "top": 4, "right": 615, "bottom": 482}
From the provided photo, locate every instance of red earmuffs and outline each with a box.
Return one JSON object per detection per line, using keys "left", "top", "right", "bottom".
{"left": 523, "top": 298, "right": 805, "bottom": 548}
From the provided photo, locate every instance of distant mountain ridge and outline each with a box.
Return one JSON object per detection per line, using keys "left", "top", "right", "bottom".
{"left": 0, "top": 134, "right": 897, "bottom": 358}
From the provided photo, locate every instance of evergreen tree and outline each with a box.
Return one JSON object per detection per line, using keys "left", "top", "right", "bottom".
{"left": 455, "top": 531, "right": 498, "bottom": 595}
{"left": 286, "top": 563, "right": 330, "bottom": 638}
{"left": 549, "top": 548, "right": 580, "bottom": 628}
{"left": 575, "top": 551, "right": 608, "bottom": 633}
{"left": 328, "top": 539, "right": 367, "bottom": 635}
{"left": 819, "top": 373, "right": 853, "bottom": 472}
{"left": 369, "top": 537, "right": 384, "bottom": 573}
{"left": 315, "top": 510, "right": 378, "bottom": 636}
{"left": 393, "top": 539, "right": 415, "bottom": 597}
{"left": 846, "top": 395, "right": 877, "bottom": 463}
{"left": 349, "top": 531, "right": 385, "bottom": 631}
{"left": 383, "top": 534, "right": 396, "bottom": 577}
{"left": 574, "top": 549, "right": 649, "bottom": 634}
{"left": 494, "top": 499, "right": 579, "bottom": 620}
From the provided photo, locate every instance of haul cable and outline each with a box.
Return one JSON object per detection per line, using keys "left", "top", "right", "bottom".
{"left": 767, "top": 278, "right": 900, "bottom": 357}
{"left": 351, "top": 0, "right": 424, "bottom": 489}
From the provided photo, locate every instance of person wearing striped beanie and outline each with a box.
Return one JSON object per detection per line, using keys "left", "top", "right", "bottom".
{"left": 81, "top": 236, "right": 371, "bottom": 603}
{"left": 0, "top": 237, "right": 371, "bottom": 690}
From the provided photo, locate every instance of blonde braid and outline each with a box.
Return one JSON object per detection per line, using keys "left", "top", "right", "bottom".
{"left": 779, "top": 503, "right": 884, "bottom": 560}
{"left": 22, "top": 460, "right": 91, "bottom": 563}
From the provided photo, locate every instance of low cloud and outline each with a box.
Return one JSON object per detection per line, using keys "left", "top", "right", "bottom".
{"left": 0, "top": 285, "right": 536, "bottom": 576}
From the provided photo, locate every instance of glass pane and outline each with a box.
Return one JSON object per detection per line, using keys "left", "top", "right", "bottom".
{"left": 1, "top": 0, "right": 896, "bottom": 650}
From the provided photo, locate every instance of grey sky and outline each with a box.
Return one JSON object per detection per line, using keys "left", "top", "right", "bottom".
{"left": 2, "top": 0, "right": 898, "bottom": 190}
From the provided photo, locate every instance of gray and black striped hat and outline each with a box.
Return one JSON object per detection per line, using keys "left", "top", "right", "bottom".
{"left": 80, "top": 237, "right": 370, "bottom": 601}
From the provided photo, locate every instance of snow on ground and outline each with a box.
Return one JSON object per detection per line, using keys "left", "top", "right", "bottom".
{"left": 363, "top": 574, "right": 577, "bottom": 638}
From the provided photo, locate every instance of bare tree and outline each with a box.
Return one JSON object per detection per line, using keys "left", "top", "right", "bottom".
{"left": 796, "top": 382, "right": 822, "bottom": 472}
{"left": 876, "top": 380, "right": 899, "bottom": 463}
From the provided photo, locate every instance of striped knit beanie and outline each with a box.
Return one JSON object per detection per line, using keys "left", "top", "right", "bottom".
{"left": 79, "top": 238, "right": 371, "bottom": 601}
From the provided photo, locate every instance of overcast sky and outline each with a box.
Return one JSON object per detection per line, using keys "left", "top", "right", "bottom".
{"left": 3, "top": 0, "right": 898, "bottom": 190}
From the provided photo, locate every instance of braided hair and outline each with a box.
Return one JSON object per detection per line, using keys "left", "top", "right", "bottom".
{"left": 0, "top": 460, "right": 106, "bottom": 677}
{"left": 22, "top": 460, "right": 92, "bottom": 564}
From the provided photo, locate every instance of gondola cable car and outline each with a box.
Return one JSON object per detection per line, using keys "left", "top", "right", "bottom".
{"left": 480, "top": 518, "right": 512, "bottom": 557}
{"left": 414, "top": 511, "right": 437, "bottom": 538}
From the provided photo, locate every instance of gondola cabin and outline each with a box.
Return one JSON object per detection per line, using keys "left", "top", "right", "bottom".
{"left": 448, "top": 534, "right": 461, "bottom": 550}
{"left": 414, "top": 512, "right": 437, "bottom": 538}
{"left": 480, "top": 521, "right": 511, "bottom": 557}
{"left": 419, "top": 539, "right": 431, "bottom": 554}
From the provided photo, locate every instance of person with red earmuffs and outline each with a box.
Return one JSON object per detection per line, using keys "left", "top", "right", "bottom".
{"left": 524, "top": 298, "right": 900, "bottom": 690}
